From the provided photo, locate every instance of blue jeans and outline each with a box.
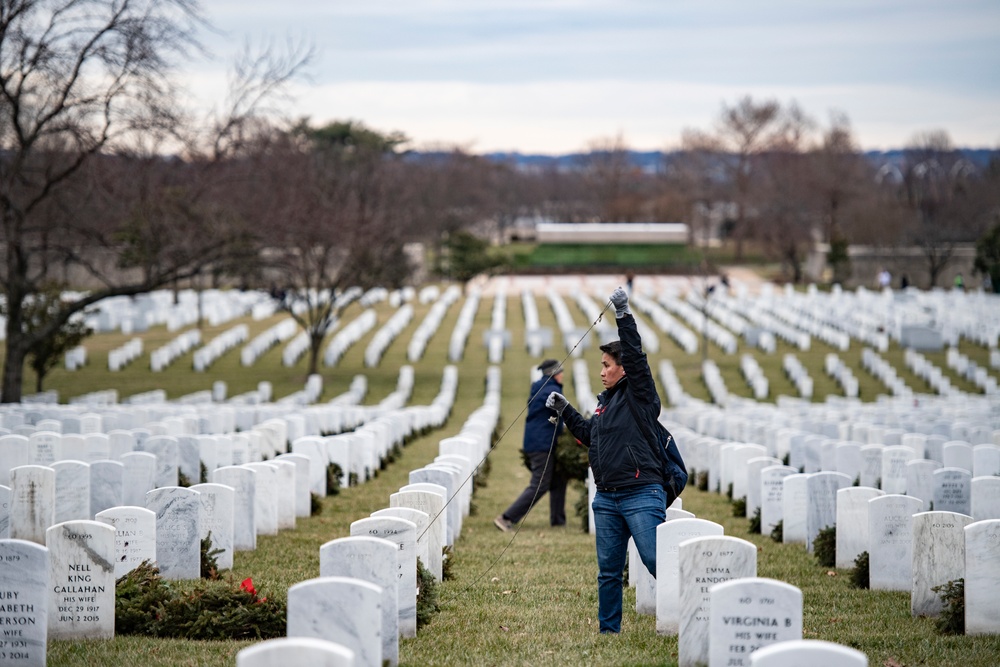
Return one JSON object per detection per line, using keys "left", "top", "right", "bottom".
{"left": 592, "top": 483, "right": 666, "bottom": 633}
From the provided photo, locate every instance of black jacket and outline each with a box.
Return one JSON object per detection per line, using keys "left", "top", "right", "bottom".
{"left": 562, "top": 313, "right": 664, "bottom": 490}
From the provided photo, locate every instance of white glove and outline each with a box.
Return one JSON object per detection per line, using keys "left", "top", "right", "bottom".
{"left": 545, "top": 392, "right": 569, "bottom": 416}
{"left": 610, "top": 286, "right": 631, "bottom": 318}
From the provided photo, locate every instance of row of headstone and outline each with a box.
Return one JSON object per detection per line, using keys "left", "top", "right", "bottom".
{"left": 1, "top": 519, "right": 120, "bottom": 665}
{"left": 236, "top": 367, "right": 501, "bottom": 667}
{"left": 662, "top": 395, "right": 1000, "bottom": 638}
{"left": 0, "top": 367, "right": 474, "bottom": 663}
{"left": 641, "top": 499, "right": 815, "bottom": 666}
{"left": 447, "top": 290, "right": 481, "bottom": 362}
{"left": 609, "top": 462, "right": 860, "bottom": 666}
{"left": 364, "top": 305, "right": 414, "bottom": 368}
{"left": 407, "top": 285, "right": 461, "bottom": 362}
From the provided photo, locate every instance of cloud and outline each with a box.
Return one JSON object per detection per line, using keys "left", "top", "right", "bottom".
{"left": 182, "top": 0, "right": 1000, "bottom": 152}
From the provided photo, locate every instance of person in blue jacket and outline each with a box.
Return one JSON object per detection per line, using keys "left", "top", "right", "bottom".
{"left": 494, "top": 359, "right": 568, "bottom": 532}
{"left": 545, "top": 286, "right": 669, "bottom": 634}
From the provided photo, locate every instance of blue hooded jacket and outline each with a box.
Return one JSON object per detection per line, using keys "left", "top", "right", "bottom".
{"left": 523, "top": 375, "right": 564, "bottom": 453}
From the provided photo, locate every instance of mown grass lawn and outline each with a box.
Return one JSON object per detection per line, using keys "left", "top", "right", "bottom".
{"left": 26, "top": 283, "right": 1000, "bottom": 666}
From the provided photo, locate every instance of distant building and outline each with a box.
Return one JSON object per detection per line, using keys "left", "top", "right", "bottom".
{"left": 535, "top": 222, "right": 688, "bottom": 245}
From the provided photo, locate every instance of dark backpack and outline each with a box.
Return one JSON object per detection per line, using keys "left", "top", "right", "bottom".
{"left": 623, "top": 395, "right": 688, "bottom": 506}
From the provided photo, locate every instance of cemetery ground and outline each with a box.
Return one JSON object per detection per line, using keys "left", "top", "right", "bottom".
{"left": 6, "top": 278, "right": 999, "bottom": 666}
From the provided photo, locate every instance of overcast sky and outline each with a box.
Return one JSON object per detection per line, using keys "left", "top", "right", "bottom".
{"left": 185, "top": 0, "right": 1000, "bottom": 154}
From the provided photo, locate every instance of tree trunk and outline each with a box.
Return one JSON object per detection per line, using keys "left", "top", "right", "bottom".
{"left": 1, "top": 336, "right": 28, "bottom": 403}
{"left": 308, "top": 332, "right": 322, "bottom": 377}
{"left": 1, "top": 271, "right": 29, "bottom": 402}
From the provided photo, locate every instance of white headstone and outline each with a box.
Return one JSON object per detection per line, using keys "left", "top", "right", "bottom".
{"left": 805, "top": 472, "right": 851, "bottom": 554}
{"left": 911, "top": 511, "right": 974, "bottom": 617}
{"left": 0, "top": 436, "right": 31, "bottom": 487}
{"left": 211, "top": 466, "right": 256, "bottom": 551}
{"left": 371, "top": 508, "right": 430, "bottom": 586}
{"left": 760, "top": 466, "right": 797, "bottom": 537}
{"left": 176, "top": 436, "right": 201, "bottom": 486}
{"left": 409, "top": 469, "right": 457, "bottom": 546}
{"left": 709, "top": 577, "right": 803, "bottom": 667}
{"left": 291, "top": 438, "right": 327, "bottom": 497}
{"left": 146, "top": 487, "right": 201, "bottom": 580}
{"left": 868, "top": 494, "right": 922, "bottom": 591}
{"left": 835, "top": 487, "right": 884, "bottom": 569}
{"left": 781, "top": 474, "right": 809, "bottom": 545}
{"left": 973, "top": 444, "right": 1000, "bottom": 477}
{"left": 942, "top": 441, "right": 974, "bottom": 474}
{"left": 749, "top": 639, "right": 868, "bottom": 666}
{"left": 319, "top": 536, "right": 398, "bottom": 666}
{"left": 631, "top": 536, "right": 655, "bottom": 615}
{"left": 350, "top": 516, "right": 417, "bottom": 639}
{"left": 244, "top": 463, "right": 279, "bottom": 536}
{"left": 27, "top": 432, "right": 59, "bottom": 466}
{"left": 859, "top": 445, "right": 882, "bottom": 488}
{"left": 120, "top": 452, "right": 157, "bottom": 508}
{"left": 83, "top": 434, "right": 110, "bottom": 464}
{"left": 746, "top": 457, "right": 782, "bottom": 518}
{"left": 932, "top": 467, "right": 972, "bottom": 516}
{"left": 678, "top": 535, "right": 757, "bottom": 667}
{"left": 324, "top": 436, "right": 352, "bottom": 490}
{"left": 834, "top": 442, "right": 861, "bottom": 483}
{"left": 905, "top": 459, "right": 941, "bottom": 512}
{"left": 138, "top": 435, "right": 179, "bottom": 488}
{"left": 94, "top": 506, "right": 157, "bottom": 578}
{"left": 656, "top": 518, "right": 724, "bottom": 635}
{"left": 287, "top": 576, "right": 382, "bottom": 667}
{"left": 272, "top": 460, "right": 297, "bottom": 531}
{"left": 236, "top": 637, "right": 355, "bottom": 667}
{"left": 89, "top": 460, "right": 124, "bottom": 518}
{"left": 10, "top": 466, "right": 55, "bottom": 545}
{"left": 51, "top": 461, "right": 90, "bottom": 524}
{"left": 275, "top": 453, "right": 312, "bottom": 518}
{"left": 880, "top": 446, "right": 915, "bottom": 495}
{"left": 389, "top": 490, "right": 444, "bottom": 581}
{"left": 0, "top": 538, "right": 49, "bottom": 666}
{"left": 191, "top": 483, "right": 235, "bottom": 571}
{"left": 964, "top": 519, "right": 1000, "bottom": 635}
{"left": 59, "top": 435, "right": 86, "bottom": 462}
{"left": 970, "top": 477, "right": 1000, "bottom": 521}
{"left": 45, "top": 520, "right": 115, "bottom": 640}
{"left": 0, "top": 485, "right": 10, "bottom": 539}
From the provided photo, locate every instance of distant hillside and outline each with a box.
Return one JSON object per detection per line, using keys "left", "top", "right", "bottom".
{"left": 462, "top": 148, "right": 1000, "bottom": 172}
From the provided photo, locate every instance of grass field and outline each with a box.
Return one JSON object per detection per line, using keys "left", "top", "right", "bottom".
{"left": 9, "top": 281, "right": 998, "bottom": 666}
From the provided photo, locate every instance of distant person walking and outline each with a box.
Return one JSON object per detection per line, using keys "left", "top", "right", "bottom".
{"left": 954, "top": 273, "right": 965, "bottom": 291}
{"left": 494, "top": 359, "right": 568, "bottom": 532}
{"left": 878, "top": 267, "right": 892, "bottom": 289}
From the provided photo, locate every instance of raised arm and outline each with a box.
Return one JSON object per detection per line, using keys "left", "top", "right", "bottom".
{"left": 610, "top": 287, "right": 659, "bottom": 410}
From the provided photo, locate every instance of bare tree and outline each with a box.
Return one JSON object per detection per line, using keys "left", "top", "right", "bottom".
{"left": 580, "top": 133, "right": 643, "bottom": 222}
{"left": 0, "top": 1, "right": 307, "bottom": 401}
{"left": 756, "top": 150, "right": 818, "bottom": 283}
{"left": 683, "top": 96, "right": 808, "bottom": 259}
{"left": 249, "top": 120, "right": 413, "bottom": 376}
{"left": 811, "top": 112, "right": 871, "bottom": 242}
{"left": 900, "top": 131, "right": 980, "bottom": 287}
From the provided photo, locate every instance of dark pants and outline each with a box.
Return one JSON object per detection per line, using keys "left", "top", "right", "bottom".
{"left": 503, "top": 450, "right": 568, "bottom": 526}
